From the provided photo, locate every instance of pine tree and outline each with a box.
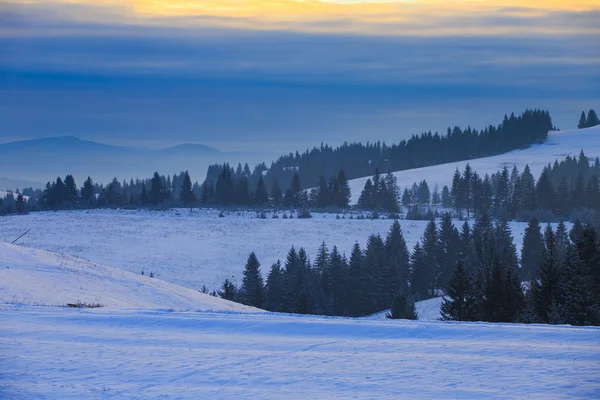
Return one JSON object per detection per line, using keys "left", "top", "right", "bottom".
{"left": 336, "top": 169, "right": 351, "bottom": 208}
{"left": 587, "top": 109, "right": 600, "bottom": 128}
{"left": 265, "top": 261, "right": 285, "bottom": 312}
{"left": 240, "top": 252, "right": 265, "bottom": 308}
{"left": 271, "top": 180, "right": 283, "bottom": 206}
{"left": 179, "top": 171, "right": 196, "bottom": 210}
{"left": 384, "top": 220, "right": 410, "bottom": 297}
{"left": 291, "top": 172, "right": 302, "bottom": 207}
{"left": 255, "top": 176, "right": 269, "bottom": 206}
{"left": 218, "top": 279, "right": 237, "bottom": 301}
{"left": 15, "top": 194, "right": 26, "bottom": 214}
{"left": 520, "top": 218, "right": 545, "bottom": 280}
{"left": 150, "top": 172, "right": 164, "bottom": 206}
{"left": 531, "top": 225, "right": 563, "bottom": 323}
{"left": 436, "top": 212, "right": 461, "bottom": 291}
{"left": 347, "top": 242, "right": 365, "bottom": 316}
{"left": 421, "top": 219, "right": 438, "bottom": 297}
{"left": 386, "top": 293, "right": 418, "bottom": 320}
{"left": 81, "top": 177, "right": 95, "bottom": 207}
{"left": 410, "top": 242, "right": 430, "bottom": 301}
{"left": 451, "top": 168, "right": 463, "bottom": 216}
{"left": 64, "top": 174, "right": 78, "bottom": 206}
{"left": 440, "top": 262, "right": 475, "bottom": 321}
{"left": 358, "top": 179, "right": 374, "bottom": 210}
{"left": 578, "top": 111, "right": 588, "bottom": 129}
{"left": 431, "top": 184, "right": 441, "bottom": 207}
{"left": 364, "top": 234, "right": 387, "bottom": 311}
{"left": 441, "top": 185, "right": 452, "bottom": 208}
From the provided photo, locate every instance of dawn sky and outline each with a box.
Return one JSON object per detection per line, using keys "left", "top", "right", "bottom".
{"left": 1, "top": 0, "right": 599, "bottom": 152}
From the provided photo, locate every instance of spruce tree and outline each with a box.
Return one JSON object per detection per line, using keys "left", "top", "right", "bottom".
{"left": 578, "top": 111, "right": 587, "bottom": 129}
{"left": 240, "top": 252, "right": 265, "bottom": 308}
{"left": 255, "top": 176, "right": 269, "bottom": 206}
{"left": 179, "top": 171, "right": 196, "bottom": 210}
{"left": 421, "top": 219, "right": 438, "bottom": 297}
{"left": 386, "top": 293, "right": 418, "bottom": 320}
{"left": 520, "top": 218, "right": 545, "bottom": 280}
{"left": 64, "top": 174, "right": 78, "bottom": 206}
{"left": 441, "top": 185, "right": 452, "bottom": 208}
{"left": 218, "top": 279, "right": 237, "bottom": 301}
{"left": 81, "top": 177, "right": 95, "bottom": 207}
{"left": 384, "top": 220, "right": 410, "bottom": 297}
{"left": 531, "top": 225, "right": 563, "bottom": 323}
{"left": 150, "top": 172, "right": 164, "bottom": 206}
{"left": 440, "top": 261, "right": 475, "bottom": 321}
{"left": 265, "top": 261, "right": 285, "bottom": 312}
{"left": 410, "top": 242, "right": 430, "bottom": 301}
{"left": 436, "top": 213, "right": 461, "bottom": 291}
{"left": 587, "top": 109, "right": 600, "bottom": 128}
{"left": 347, "top": 242, "right": 365, "bottom": 316}
{"left": 358, "top": 179, "right": 374, "bottom": 210}
{"left": 336, "top": 169, "right": 351, "bottom": 208}
{"left": 271, "top": 180, "right": 283, "bottom": 206}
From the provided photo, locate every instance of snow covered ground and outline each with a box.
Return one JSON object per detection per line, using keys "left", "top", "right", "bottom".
{"left": 0, "top": 242, "right": 257, "bottom": 312}
{"left": 349, "top": 125, "right": 600, "bottom": 203}
{"left": 368, "top": 297, "right": 444, "bottom": 321}
{"left": 2, "top": 305, "right": 599, "bottom": 399}
{"left": 0, "top": 209, "right": 562, "bottom": 292}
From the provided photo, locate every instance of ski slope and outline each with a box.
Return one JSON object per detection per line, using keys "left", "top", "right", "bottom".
{"left": 2, "top": 305, "right": 599, "bottom": 399}
{"left": 350, "top": 125, "right": 600, "bottom": 203}
{"left": 0, "top": 242, "right": 258, "bottom": 312}
{"left": 0, "top": 210, "right": 560, "bottom": 292}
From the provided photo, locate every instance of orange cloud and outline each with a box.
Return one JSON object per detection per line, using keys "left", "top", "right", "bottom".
{"left": 9, "top": 0, "right": 600, "bottom": 36}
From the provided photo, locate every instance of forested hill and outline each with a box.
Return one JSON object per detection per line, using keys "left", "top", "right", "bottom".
{"left": 204, "top": 109, "right": 554, "bottom": 192}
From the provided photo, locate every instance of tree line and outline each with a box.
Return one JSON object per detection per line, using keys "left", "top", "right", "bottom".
{"left": 223, "top": 214, "right": 600, "bottom": 326}
{"left": 204, "top": 109, "right": 553, "bottom": 198}
{"left": 399, "top": 150, "right": 600, "bottom": 222}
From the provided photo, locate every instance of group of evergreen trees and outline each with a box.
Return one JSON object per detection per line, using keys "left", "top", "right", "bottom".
{"left": 443, "top": 218, "right": 600, "bottom": 326}
{"left": 207, "top": 109, "right": 552, "bottom": 198}
{"left": 224, "top": 213, "right": 600, "bottom": 326}
{"left": 0, "top": 190, "right": 27, "bottom": 215}
{"left": 578, "top": 109, "right": 599, "bottom": 129}
{"left": 399, "top": 150, "right": 600, "bottom": 222}
{"left": 25, "top": 171, "right": 201, "bottom": 211}
{"left": 220, "top": 220, "right": 413, "bottom": 317}
{"left": 202, "top": 163, "right": 351, "bottom": 209}
{"left": 357, "top": 169, "right": 400, "bottom": 212}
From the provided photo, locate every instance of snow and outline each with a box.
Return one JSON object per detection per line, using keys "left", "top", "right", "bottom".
{"left": 368, "top": 297, "right": 444, "bottom": 321}
{"left": 0, "top": 242, "right": 258, "bottom": 312}
{"left": 2, "top": 305, "right": 599, "bottom": 399}
{"left": 350, "top": 125, "right": 600, "bottom": 203}
{"left": 0, "top": 209, "right": 562, "bottom": 292}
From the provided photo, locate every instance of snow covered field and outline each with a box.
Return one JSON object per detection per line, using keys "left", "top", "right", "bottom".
{"left": 349, "top": 125, "right": 600, "bottom": 203}
{"left": 2, "top": 305, "right": 599, "bottom": 399}
{"left": 0, "top": 242, "right": 257, "bottom": 312}
{"left": 0, "top": 209, "right": 559, "bottom": 292}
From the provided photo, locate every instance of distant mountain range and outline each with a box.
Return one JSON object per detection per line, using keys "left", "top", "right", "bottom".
{"left": 0, "top": 136, "right": 225, "bottom": 188}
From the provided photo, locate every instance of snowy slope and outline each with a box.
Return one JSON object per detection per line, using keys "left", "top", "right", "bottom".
{"left": 0, "top": 242, "right": 259, "bottom": 311}
{"left": 2, "top": 306, "right": 599, "bottom": 399}
{"left": 350, "top": 125, "right": 600, "bottom": 203}
{"left": 0, "top": 210, "right": 562, "bottom": 292}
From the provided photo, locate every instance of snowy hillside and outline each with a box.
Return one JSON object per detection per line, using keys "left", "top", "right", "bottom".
{"left": 0, "top": 242, "right": 258, "bottom": 312}
{"left": 0, "top": 210, "right": 562, "bottom": 292}
{"left": 350, "top": 125, "right": 600, "bottom": 203}
{"left": 2, "top": 305, "right": 599, "bottom": 399}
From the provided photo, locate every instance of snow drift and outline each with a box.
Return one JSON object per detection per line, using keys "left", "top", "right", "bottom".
{"left": 0, "top": 242, "right": 259, "bottom": 312}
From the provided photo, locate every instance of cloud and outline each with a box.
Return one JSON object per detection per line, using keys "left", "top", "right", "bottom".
{"left": 0, "top": 0, "right": 598, "bottom": 148}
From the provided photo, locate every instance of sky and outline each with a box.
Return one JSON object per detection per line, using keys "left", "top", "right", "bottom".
{"left": 1, "top": 0, "right": 599, "bottom": 152}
